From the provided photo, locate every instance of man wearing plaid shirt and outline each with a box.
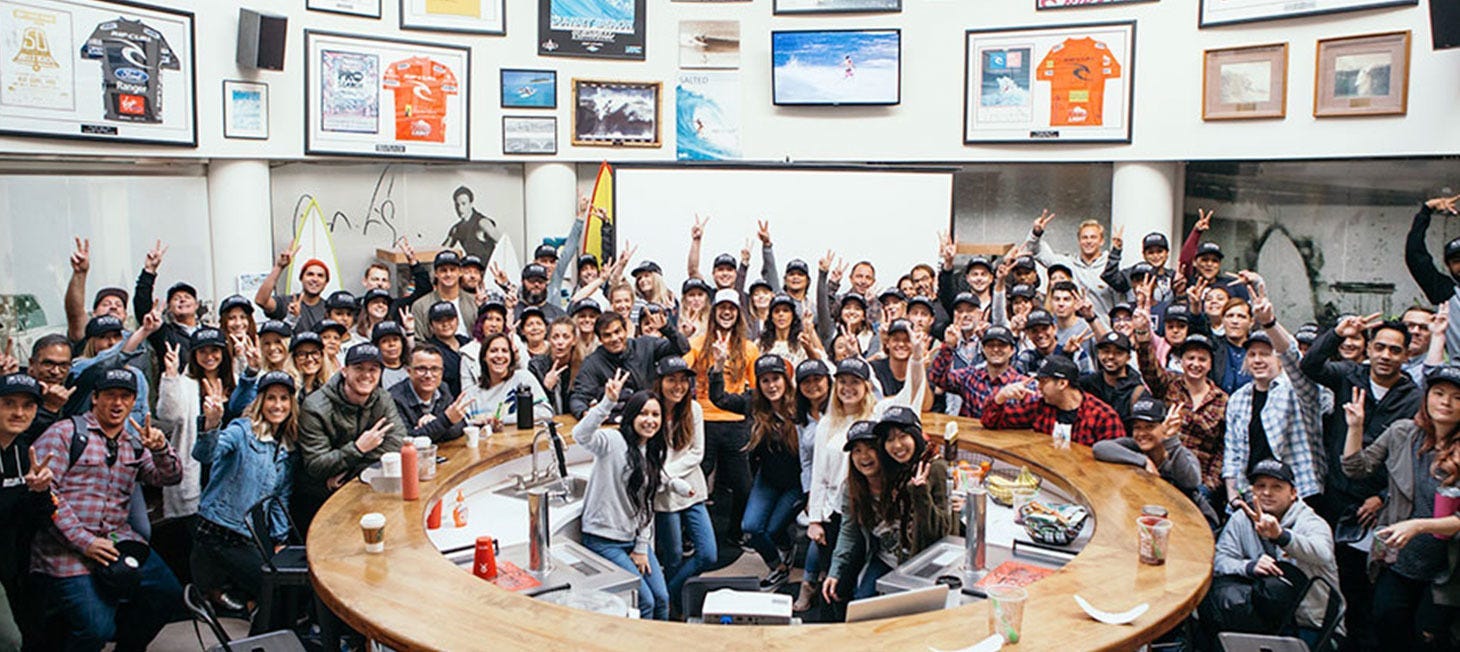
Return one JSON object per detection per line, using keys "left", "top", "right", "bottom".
{"left": 980, "top": 355, "right": 1126, "bottom": 446}
{"left": 28, "top": 368, "right": 183, "bottom": 652}
{"left": 1221, "top": 292, "right": 1324, "bottom": 502}
{"left": 931, "top": 325, "right": 1028, "bottom": 419}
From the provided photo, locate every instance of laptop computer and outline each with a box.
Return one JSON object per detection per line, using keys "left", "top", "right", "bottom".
{"left": 844, "top": 585, "right": 951, "bottom": 623}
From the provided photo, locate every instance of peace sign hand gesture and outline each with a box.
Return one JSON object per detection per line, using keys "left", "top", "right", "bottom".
{"left": 1064, "top": 330, "right": 1094, "bottom": 355}
{"left": 602, "top": 369, "right": 629, "bottom": 406}
{"left": 909, "top": 460, "right": 931, "bottom": 487}
{"left": 1335, "top": 312, "right": 1383, "bottom": 339}
{"left": 1343, "top": 387, "right": 1367, "bottom": 429}
{"left": 162, "top": 342, "right": 181, "bottom": 378}
{"left": 830, "top": 259, "right": 848, "bottom": 286}
{"left": 1425, "top": 195, "right": 1460, "bottom": 216}
{"left": 756, "top": 220, "right": 772, "bottom": 247}
{"left": 398, "top": 307, "right": 416, "bottom": 335}
{"left": 1195, "top": 209, "right": 1215, "bottom": 233}
{"left": 275, "top": 239, "right": 301, "bottom": 270}
{"left": 396, "top": 236, "right": 418, "bottom": 265}
{"left": 202, "top": 395, "right": 226, "bottom": 432}
{"left": 938, "top": 231, "right": 956, "bottom": 269}
{"left": 690, "top": 214, "right": 708, "bottom": 240}
{"left": 445, "top": 392, "right": 475, "bottom": 424}
{"left": 1032, "top": 209, "right": 1057, "bottom": 235}
{"left": 1111, "top": 225, "right": 1125, "bottom": 251}
{"left": 144, "top": 239, "right": 168, "bottom": 274}
{"left": 542, "top": 360, "right": 567, "bottom": 391}
{"left": 354, "top": 417, "right": 390, "bottom": 453}
{"left": 24, "top": 449, "right": 53, "bottom": 493}
{"left": 71, "top": 237, "right": 91, "bottom": 274}
{"left": 131, "top": 415, "right": 168, "bottom": 452}
{"left": 711, "top": 332, "right": 731, "bottom": 369}
{"left": 140, "top": 300, "right": 163, "bottom": 336}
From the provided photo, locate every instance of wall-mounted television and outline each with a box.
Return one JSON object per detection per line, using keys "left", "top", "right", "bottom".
{"left": 771, "top": 29, "right": 901, "bottom": 106}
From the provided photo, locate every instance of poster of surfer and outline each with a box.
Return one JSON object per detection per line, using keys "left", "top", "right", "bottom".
{"left": 963, "top": 21, "right": 1134, "bottom": 144}
{"left": 500, "top": 69, "right": 557, "bottom": 108}
{"left": 0, "top": 0, "right": 197, "bottom": 146}
{"left": 537, "top": 0, "right": 646, "bottom": 60}
{"left": 676, "top": 71, "right": 740, "bottom": 161}
{"left": 679, "top": 20, "right": 739, "bottom": 69}
{"left": 305, "top": 31, "right": 471, "bottom": 159}
{"left": 571, "top": 78, "right": 660, "bottom": 147}
{"left": 771, "top": 29, "right": 900, "bottom": 106}
{"left": 773, "top": 0, "right": 899, "bottom": 14}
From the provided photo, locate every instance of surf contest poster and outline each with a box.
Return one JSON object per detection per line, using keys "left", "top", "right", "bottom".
{"left": 537, "top": 0, "right": 646, "bottom": 60}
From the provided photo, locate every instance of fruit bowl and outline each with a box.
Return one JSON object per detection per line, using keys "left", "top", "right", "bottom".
{"left": 983, "top": 466, "right": 1041, "bottom": 507}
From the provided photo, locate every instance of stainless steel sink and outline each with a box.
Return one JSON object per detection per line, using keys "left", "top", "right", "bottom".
{"left": 492, "top": 476, "right": 588, "bottom": 505}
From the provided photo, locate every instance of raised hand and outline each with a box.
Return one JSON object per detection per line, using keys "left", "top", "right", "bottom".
{"left": 1425, "top": 195, "right": 1460, "bottom": 216}
{"left": 202, "top": 394, "right": 225, "bottom": 431}
{"left": 24, "top": 449, "right": 53, "bottom": 493}
{"left": 287, "top": 294, "right": 302, "bottom": 318}
{"left": 1185, "top": 276, "right": 1209, "bottom": 307}
{"left": 711, "top": 331, "right": 731, "bottom": 368}
{"left": 1160, "top": 404, "right": 1183, "bottom": 438}
{"left": 1032, "top": 209, "right": 1057, "bottom": 234}
{"left": 740, "top": 238, "right": 752, "bottom": 266}
{"left": 818, "top": 249, "right": 835, "bottom": 273}
{"left": 0, "top": 340, "right": 17, "bottom": 375}
{"left": 396, "top": 236, "right": 418, "bottom": 264}
{"left": 690, "top": 214, "right": 708, "bottom": 240}
{"left": 1131, "top": 310, "right": 1153, "bottom": 343}
{"left": 1431, "top": 310, "right": 1448, "bottom": 337}
{"left": 71, "top": 237, "right": 91, "bottom": 274}
{"left": 162, "top": 342, "right": 181, "bottom": 377}
{"left": 275, "top": 239, "right": 301, "bottom": 270}
{"left": 354, "top": 417, "right": 389, "bottom": 453}
{"left": 39, "top": 382, "right": 74, "bottom": 413}
{"left": 1251, "top": 293, "right": 1276, "bottom": 328}
{"left": 489, "top": 262, "right": 511, "bottom": 289}
{"left": 799, "top": 329, "right": 826, "bottom": 361}
{"left": 144, "top": 239, "right": 168, "bottom": 274}
{"left": 756, "top": 220, "right": 772, "bottom": 247}
{"left": 1195, "top": 209, "right": 1215, "bottom": 233}
{"left": 445, "top": 392, "right": 474, "bottom": 424}
{"left": 542, "top": 360, "right": 567, "bottom": 391}
{"left": 1134, "top": 276, "right": 1156, "bottom": 312}
{"left": 830, "top": 259, "right": 848, "bottom": 286}
{"left": 577, "top": 193, "right": 591, "bottom": 219}
{"left": 909, "top": 460, "right": 931, "bottom": 487}
{"left": 995, "top": 254, "right": 1016, "bottom": 284}
{"left": 398, "top": 307, "right": 416, "bottom": 334}
{"left": 1343, "top": 387, "right": 1367, "bottom": 429}
{"left": 1111, "top": 225, "right": 1125, "bottom": 251}
{"left": 1063, "top": 330, "right": 1094, "bottom": 355}
{"left": 131, "top": 415, "right": 167, "bottom": 452}
{"left": 1335, "top": 312, "right": 1383, "bottom": 339}
{"left": 643, "top": 307, "right": 667, "bottom": 334}
{"left": 995, "top": 382, "right": 1033, "bottom": 405}
{"left": 602, "top": 369, "right": 629, "bottom": 405}
{"left": 1074, "top": 291, "right": 1096, "bottom": 321}
{"left": 141, "top": 299, "right": 163, "bottom": 335}
{"left": 939, "top": 231, "right": 956, "bottom": 269}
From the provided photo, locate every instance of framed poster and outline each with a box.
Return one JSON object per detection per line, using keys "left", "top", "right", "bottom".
{"left": 1037, "top": 0, "right": 1155, "bottom": 7}
{"left": 307, "top": 0, "right": 382, "bottom": 18}
{"left": 222, "top": 79, "right": 268, "bottom": 139}
{"left": 1202, "top": 43, "right": 1286, "bottom": 120}
{"left": 304, "top": 31, "right": 470, "bottom": 160}
{"left": 679, "top": 20, "right": 739, "bottom": 69}
{"left": 400, "top": 0, "right": 504, "bottom": 35}
{"left": 963, "top": 21, "right": 1135, "bottom": 144}
{"left": 571, "top": 78, "right": 660, "bottom": 147}
{"left": 1199, "top": 0, "right": 1417, "bottom": 28}
{"left": 0, "top": 0, "right": 197, "bottom": 147}
{"left": 677, "top": 71, "right": 740, "bottom": 160}
{"left": 773, "top": 0, "right": 899, "bottom": 14}
{"left": 502, "top": 115, "right": 556, "bottom": 154}
{"left": 1314, "top": 30, "right": 1410, "bottom": 117}
{"left": 538, "top": 0, "right": 645, "bottom": 59}
{"left": 500, "top": 69, "right": 556, "bottom": 108}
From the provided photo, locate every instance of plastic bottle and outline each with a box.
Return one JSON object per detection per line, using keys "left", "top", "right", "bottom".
{"left": 401, "top": 438, "right": 419, "bottom": 501}
{"left": 426, "top": 499, "right": 443, "bottom": 529}
{"left": 452, "top": 489, "right": 469, "bottom": 527}
{"left": 516, "top": 384, "right": 533, "bottom": 430}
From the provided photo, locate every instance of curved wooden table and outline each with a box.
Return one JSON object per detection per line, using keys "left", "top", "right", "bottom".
{"left": 308, "top": 414, "right": 1213, "bottom": 651}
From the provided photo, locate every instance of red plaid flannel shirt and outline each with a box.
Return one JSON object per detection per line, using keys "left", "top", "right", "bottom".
{"left": 980, "top": 390, "right": 1126, "bottom": 446}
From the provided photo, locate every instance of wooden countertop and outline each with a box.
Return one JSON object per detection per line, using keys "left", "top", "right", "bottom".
{"left": 308, "top": 414, "right": 1213, "bottom": 651}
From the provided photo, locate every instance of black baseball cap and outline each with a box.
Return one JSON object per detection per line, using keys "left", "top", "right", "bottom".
{"left": 1096, "top": 331, "right": 1132, "bottom": 352}
{"left": 166, "top": 282, "right": 197, "bottom": 301}
{"left": 952, "top": 292, "right": 980, "bottom": 310}
{"left": 755, "top": 354, "right": 788, "bottom": 379}
{"left": 92, "top": 287, "right": 129, "bottom": 310}
{"left": 577, "top": 253, "right": 599, "bottom": 269}
{"left": 1035, "top": 355, "right": 1080, "bottom": 381}
{"left": 906, "top": 296, "right": 935, "bottom": 315}
{"left": 85, "top": 315, "right": 125, "bottom": 339}
{"left": 1025, "top": 309, "right": 1055, "bottom": 328}
{"left": 835, "top": 357, "right": 872, "bottom": 381}
{"left": 1047, "top": 263, "right": 1073, "bottom": 278}
{"left": 1248, "top": 459, "right": 1295, "bottom": 485}
{"left": 1008, "top": 284, "right": 1036, "bottom": 300}
{"left": 190, "top": 328, "right": 226, "bottom": 350}
{"left": 1013, "top": 257, "right": 1037, "bottom": 271}
{"left": 1163, "top": 304, "right": 1192, "bottom": 324}
{"left": 1243, "top": 331, "right": 1275, "bottom": 350}
{"left": 218, "top": 294, "right": 253, "bottom": 316}
{"left": 1294, "top": 328, "right": 1319, "bottom": 346}
{"left": 1174, "top": 333, "right": 1216, "bottom": 357}
{"left": 878, "top": 287, "right": 906, "bottom": 303}
{"left": 1130, "top": 262, "right": 1157, "bottom": 280}
{"left": 1425, "top": 364, "right": 1460, "bottom": 390}
{"left": 840, "top": 293, "right": 867, "bottom": 309}
{"left": 361, "top": 289, "right": 392, "bottom": 307}
{"left": 569, "top": 298, "right": 602, "bottom": 316}
{"left": 433, "top": 251, "right": 463, "bottom": 268}
{"left": 1128, "top": 397, "right": 1168, "bottom": 423}
{"left": 785, "top": 259, "right": 810, "bottom": 276}
{"left": 982, "top": 326, "right": 1016, "bottom": 346}
{"left": 682, "top": 278, "right": 712, "bottom": 297}
{"left": 256, "top": 370, "right": 296, "bottom": 395}
{"left": 1142, "top": 233, "right": 1170, "bottom": 252}
{"left": 1195, "top": 242, "right": 1224, "bottom": 260}
{"left": 632, "top": 261, "right": 662, "bottom": 277}
{"left": 522, "top": 263, "right": 549, "bottom": 281}
{"left": 325, "top": 291, "right": 358, "bottom": 312}
{"left": 258, "top": 320, "right": 292, "bottom": 339}
{"left": 1109, "top": 302, "right": 1134, "bottom": 318}
{"left": 371, "top": 321, "right": 405, "bottom": 344}
{"left": 314, "top": 319, "right": 347, "bottom": 336}
{"left": 428, "top": 301, "right": 458, "bottom": 322}
{"left": 874, "top": 405, "right": 922, "bottom": 438}
{"left": 884, "top": 319, "right": 913, "bottom": 336}
{"left": 481, "top": 298, "right": 508, "bottom": 316}
{"left": 656, "top": 356, "right": 692, "bottom": 377}
{"left": 519, "top": 305, "right": 546, "bottom": 324}
{"left": 534, "top": 244, "right": 559, "bottom": 261}
{"left": 713, "top": 253, "right": 737, "bottom": 269}
{"left": 1446, "top": 238, "right": 1460, "bottom": 263}
{"left": 769, "top": 293, "right": 796, "bottom": 311}
{"left": 290, "top": 331, "right": 323, "bottom": 353}
{"left": 95, "top": 368, "right": 138, "bottom": 394}
{"left": 345, "top": 343, "right": 383, "bottom": 367}
{"left": 796, "top": 359, "right": 831, "bottom": 382}
{"left": 748, "top": 279, "right": 772, "bottom": 294}
{"left": 461, "top": 254, "right": 486, "bottom": 270}
{"left": 843, "top": 420, "right": 879, "bottom": 451}
{"left": 0, "top": 373, "right": 41, "bottom": 401}
{"left": 965, "top": 255, "right": 993, "bottom": 272}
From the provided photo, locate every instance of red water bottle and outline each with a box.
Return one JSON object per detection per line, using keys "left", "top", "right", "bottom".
{"left": 400, "top": 439, "right": 419, "bottom": 501}
{"left": 473, "top": 536, "right": 500, "bottom": 580}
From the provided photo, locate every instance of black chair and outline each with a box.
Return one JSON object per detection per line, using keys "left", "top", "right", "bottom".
{"left": 681, "top": 576, "right": 762, "bottom": 619}
{"left": 243, "top": 495, "right": 310, "bottom": 636}
{"left": 183, "top": 583, "right": 306, "bottom": 652}
{"left": 1217, "top": 576, "right": 1344, "bottom": 652}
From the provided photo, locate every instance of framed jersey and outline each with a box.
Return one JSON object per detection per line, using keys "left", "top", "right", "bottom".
{"left": 963, "top": 21, "right": 1135, "bottom": 144}
{"left": 304, "top": 31, "right": 470, "bottom": 160}
{"left": 0, "top": 0, "right": 196, "bottom": 146}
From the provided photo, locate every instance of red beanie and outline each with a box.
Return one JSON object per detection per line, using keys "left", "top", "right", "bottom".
{"left": 300, "top": 259, "right": 330, "bottom": 283}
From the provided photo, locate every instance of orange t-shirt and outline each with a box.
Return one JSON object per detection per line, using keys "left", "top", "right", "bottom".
{"left": 1036, "top": 37, "right": 1121, "bottom": 127}
{"left": 683, "top": 334, "right": 759, "bottom": 422}
{"left": 382, "top": 56, "right": 459, "bottom": 142}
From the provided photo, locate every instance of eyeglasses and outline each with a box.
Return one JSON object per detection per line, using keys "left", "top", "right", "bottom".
{"left": 411, "top": 366, "right": 444, "bottom": 376}
{"left": 35, "top": 359, "right": 71, "bottom": 372}
{"left": 295, "top": 350, "right": 324, "bottom": 360}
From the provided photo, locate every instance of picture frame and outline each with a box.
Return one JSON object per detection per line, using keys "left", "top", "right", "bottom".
{"left": 679, "top": 20, "right": 740, "bottom": 69}
{"left": 1314, "top": 30, "right": 1410, "bottom": 118}
{"left": 571, "top": 78, "right": 661, "bottom": 147}
{"left": 538, "top": 0, "right": 646, "bottom": 60}
{"left": 304, "top": 30, "right": 471, "bottom": 160}
{"left": 501, "top": 69, "right": 557, "bottom": 108}
{"left": 1036, "top": 0, "right": 1156, "bottom": 9}
{"left": 0, "top": 0, "right": 198, "bottom": 147}
{"left": 502, "top": 115, "right": 557, "bottom": 154}
{"left": 222, "top": 79, "right": 269, "bottom": 139}
{"left": 1202, "top": 43, "right": 1287, "bottom": 121}
{"left": 773, "top": 0, "right": 900, "bottom": 14}
{"left": 400, "top": 0, "right": 504, "bottom": 35}
{"left": 307, "top": 0, "right": 382, "bottom": 18}
{"left": 1199, "top": 0, "right": 1417, "bottom": 28}
{"left": 771, "top": 29, "right": 901, "bottom": 106}
{"left": 963, "top": 21, "right": 1135, "bottom": 144}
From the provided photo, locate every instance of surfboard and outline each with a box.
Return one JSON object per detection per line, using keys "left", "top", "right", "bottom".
{"left": 285, "top": 196, "right": 343, "bottom": 298}
{"left": 583, "top": 161, "right": 614, "bottom": 261}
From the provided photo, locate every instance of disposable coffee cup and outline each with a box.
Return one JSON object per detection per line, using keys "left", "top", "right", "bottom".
{"left": 360, "top": 513, "right": 386, "bottom": 553}
{"left": 380, "top": 452, "right": 402, "bottom": 478}
{"left": 464, "top": 426, "right": 481, "bottom": 447}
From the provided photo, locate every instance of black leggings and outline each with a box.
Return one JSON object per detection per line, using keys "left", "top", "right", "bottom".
{"left": 1371, "top": 567, "right": 1459, "bottom": 651}
{"left": 190, "top": 518, "right": 266, "bottom": 601}
{"left": 700, "top": 420, "right": 751, "bottom": 541}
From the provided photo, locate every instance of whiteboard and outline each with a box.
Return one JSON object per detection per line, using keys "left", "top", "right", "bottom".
{"left": 614, "top": 166, "right": 953, "bottom": 290}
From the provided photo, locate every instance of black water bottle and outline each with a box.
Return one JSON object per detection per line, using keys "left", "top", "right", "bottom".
{"left": 516, "top": 384, "right": 533, "bottom": 430}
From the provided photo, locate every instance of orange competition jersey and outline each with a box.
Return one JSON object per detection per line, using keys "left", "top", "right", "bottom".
{"left": 1036, "top": 37, "right": 1121, "bottom": 127}
{"left": 382, "top": 56, "right": 459, "bottom": 142}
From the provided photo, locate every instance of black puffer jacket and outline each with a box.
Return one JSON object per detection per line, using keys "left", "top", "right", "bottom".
{"left": 567, "top": 327, "right": 689, "bottom": 418}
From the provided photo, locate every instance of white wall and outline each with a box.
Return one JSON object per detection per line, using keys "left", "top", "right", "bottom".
{"left": 0, "top": 0, "right": 1455, "bottom": 162}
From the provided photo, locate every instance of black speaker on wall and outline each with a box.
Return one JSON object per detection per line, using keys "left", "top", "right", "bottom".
{"left": 237, "top": 8, "right": 287, "bottom": 71}
{"left": 1434, "top": 0, "right": 1460, "bottom": 50}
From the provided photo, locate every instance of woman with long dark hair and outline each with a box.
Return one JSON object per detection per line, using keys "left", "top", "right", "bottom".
{"left": 574, "top": 371, "right": 671, "bottom": 620}
{"left": 651, "top": 357, "right": 716, "bottom": 614}
{"left": 792, "top": 359, "right": 831, "bottom": 610}
{"left": 759, "top": 293, "right": 808, "bottom": 366}
{"left": 158, "top": 327, "right": 236, "bottom": 520}
{"left": 683, "top": 290, "right": 759, "bottom": 547}
{"left": 821, "top": 420, "right": 885, "bottom": 605}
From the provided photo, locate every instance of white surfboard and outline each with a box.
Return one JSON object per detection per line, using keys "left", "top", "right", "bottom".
{"left": 285, "top": 196, "right": 343, "bottom": 298}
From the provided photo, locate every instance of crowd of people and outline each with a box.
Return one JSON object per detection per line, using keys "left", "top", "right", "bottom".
{"left": 2, "top": 192, "right": 1459, "bottom": 651}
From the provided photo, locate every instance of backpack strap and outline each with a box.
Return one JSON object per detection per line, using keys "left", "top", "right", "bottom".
{"left": 67, "top": 415, "right": 90, "bottom": 468}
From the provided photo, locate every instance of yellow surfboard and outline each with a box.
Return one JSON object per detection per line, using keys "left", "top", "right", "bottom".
{"left": 583, "top": 161, "right": 614, "bottom": 261}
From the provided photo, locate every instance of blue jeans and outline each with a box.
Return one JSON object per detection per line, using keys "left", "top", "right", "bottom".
{"left": 741, "top": 474, "right": 802, "bottom": 568}
{"left": 40, "top": 553, "right": 182, "bottom": 652}
{"left": 581, "top": 532, "right": 670, "bottom": 620}
{"left": 854, "top": 556, "right": 893, "bottom": 600}
{"left": 654, "top": 503, "right": 717, "bottom": 612}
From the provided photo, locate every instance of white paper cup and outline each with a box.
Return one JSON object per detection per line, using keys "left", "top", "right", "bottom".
{"left": 380, "top": 452, "right": 402, "bottom": 478}
{"left": 464, "top": 426, "right": 481, "bottom": 447}
{"left": 360, "top": 513, "right": 386, "bottom": 553}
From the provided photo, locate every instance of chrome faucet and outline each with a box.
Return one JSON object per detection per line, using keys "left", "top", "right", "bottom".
{"left": 522, "top": 419, "right": 568, "bottom": 489}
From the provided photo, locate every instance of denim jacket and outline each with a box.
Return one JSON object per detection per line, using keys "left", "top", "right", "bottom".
{"left": 193, "top": 417, "right": 293, "bottom": 543}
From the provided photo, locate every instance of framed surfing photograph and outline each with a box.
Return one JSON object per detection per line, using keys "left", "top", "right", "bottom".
{"left": 676, "top": 71, "right": 740, "bottom": 160}
{"left": 1314, "top": 31, "right": 1410, "bottom": 117}
{"left": 1037, "top": 0, "right": 1155, "bottom": 8}
{"left": 1199, "top": 0, "right": 1416, "bottom": 28}
{"left": 963, "top": 21, "right": 1135, "bottom": 144}
{"left": 571, "top": 78, "right": 660, "bottom": 147}
{"left": 501, "top": 69, "right": 556, "bottom": 108}
{"left": 0, "top": 0, "right": 198, "bottom": 147}
{"left": 1202, "top": 43, "right": 1286, "bottom": 121}
{"left": 538, "top": 0, "right": 646, "bottom": 60}
{"left": 680, "top": 20, "right": 740, "bottom": 69}
{"left": 222, "top": 80, "right": 269, "bottom": 139}
{"left": 307, "top": 0, "right": 382, "bottom": 18}
{"left": 400, "top": 0, "right": 504, "bottom": 35}
{"left": 773, "top": 0, "right": 899, "bottom": 14}
{"left": 503, "top": 116, "right": 556, "bottom": 154}
{"left": 771, "top": 29, "right": 901, "bottom": 106}
{"left": 304, "top": 30, "right": 470, "bottom": 159}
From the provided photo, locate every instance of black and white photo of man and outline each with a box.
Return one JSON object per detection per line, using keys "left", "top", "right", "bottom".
{"left": 444, "top": 186, "right": 503, "bottom": 264}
